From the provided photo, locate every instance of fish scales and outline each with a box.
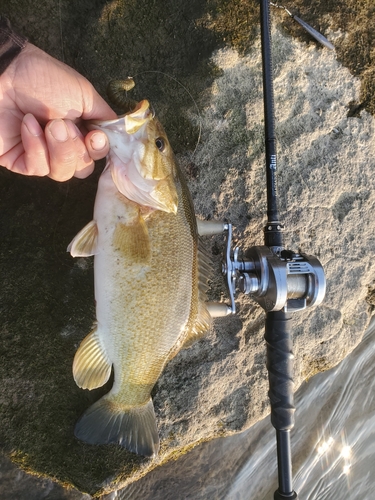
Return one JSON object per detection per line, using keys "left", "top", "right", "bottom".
{"left": 96, "top": 171, "right": 196, "bottom": 402}
{"left": 68, "top": 99, "right": 211, "bottom": 456}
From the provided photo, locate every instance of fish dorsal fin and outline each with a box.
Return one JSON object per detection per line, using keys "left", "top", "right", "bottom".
{"left": 73, "top": 327, "right": 112, "bottom": 390}
{"left": 67, "top": 220, "right": 98, "bottom": 257}
{"left": 181, "top": 238, "right": 213, "bottom": 349}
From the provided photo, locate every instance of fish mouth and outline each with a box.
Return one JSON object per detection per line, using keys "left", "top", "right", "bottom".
{"left": 87, "top": 100, "right": 152, "bottom": 134}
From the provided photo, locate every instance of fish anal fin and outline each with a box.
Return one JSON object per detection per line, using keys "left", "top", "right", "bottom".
{"left": 75, "top": 396, "right": 159, "bottom": 457}
{"left": 73, "top": 327, "right": 112, "bottom": 390}
{"left": 67, "top": 220, "right": 98, "bottom": 257}
{"left": 113, "top": 216, "right": 150, "bottom": 263}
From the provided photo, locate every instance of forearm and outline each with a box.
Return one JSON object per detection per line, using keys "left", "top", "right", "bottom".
{"left": 0, "top": 16, "right": 27, "bottom": 76}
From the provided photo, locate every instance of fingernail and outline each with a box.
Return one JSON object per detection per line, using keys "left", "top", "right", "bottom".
{"left": 50, "top": 119, "right": 69, "bottom": 142}
{"left": 23, "top": 113, "right": 42, "bottom": 136}
{"left": 90, "top": 132, "right": 107, "bottom": 151}
{"left": 65, "top": 120, "right": 80, "bottom": 139}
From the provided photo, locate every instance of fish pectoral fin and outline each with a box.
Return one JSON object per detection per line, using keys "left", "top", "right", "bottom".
{"left": 75, "top": 396, "right": 159, "bottom": 457}
{"left": 113, "top": 217, "right": 150, "bottom": 263}
{"left": 73, "top": 327, "right": 112, "bottom": 390}
{"left": 67, "top": 220, "right": 98, "bottom": 257}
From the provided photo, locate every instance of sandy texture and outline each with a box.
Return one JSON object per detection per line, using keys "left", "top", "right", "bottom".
{"left": 150, "top": 28, "right": 375, "bottom": 488}
{"left": 1, "top": 1, "right": 375, "bottom": 497}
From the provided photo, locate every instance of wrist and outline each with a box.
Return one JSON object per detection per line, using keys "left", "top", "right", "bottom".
{"left": 0, "top": 41, "right": 34, "bottom": 102}
{"left": 0, "top": 16, "right": 27, "bottom": 76}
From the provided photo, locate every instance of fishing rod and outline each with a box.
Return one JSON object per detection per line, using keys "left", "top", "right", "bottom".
{"left": 205, "top": 1, "right": 328, "bottom": 498}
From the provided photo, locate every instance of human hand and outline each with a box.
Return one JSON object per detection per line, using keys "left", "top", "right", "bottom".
{"left": 0, "top": 43, "right": 117, "bottom": 181}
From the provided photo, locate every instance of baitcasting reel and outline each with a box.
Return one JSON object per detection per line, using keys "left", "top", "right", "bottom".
{"left": 203, "top": 221, "right": 326, "bottom": 318}
{"left": 201, "top": 219, "right": 326, "bottom": 500}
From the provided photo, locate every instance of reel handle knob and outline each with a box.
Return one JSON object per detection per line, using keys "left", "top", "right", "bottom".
{"left": 206, "top": 302, "right": 232, "bottom": 317}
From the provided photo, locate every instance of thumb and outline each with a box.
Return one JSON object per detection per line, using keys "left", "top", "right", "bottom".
{"left": 79, "top": 79, "right": 117, "bottom": 121}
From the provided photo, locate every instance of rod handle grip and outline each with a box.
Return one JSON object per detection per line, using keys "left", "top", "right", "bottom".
{"left": 265, "top": 310, "right": 295, "bottom": 431}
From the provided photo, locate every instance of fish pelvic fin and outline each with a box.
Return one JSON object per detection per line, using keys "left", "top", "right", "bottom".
{"left": 74, "top": 396, "right": 159, "bottom": 457}
{"left": 73, "top": 327, "right": 112, "bottom": 390}
{"left": 67, "top": 220, "right": 98, "bottom": 257}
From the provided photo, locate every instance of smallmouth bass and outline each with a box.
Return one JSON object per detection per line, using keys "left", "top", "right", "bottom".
{"left": 68, "top": 100, "right": 212, "bottom": 456}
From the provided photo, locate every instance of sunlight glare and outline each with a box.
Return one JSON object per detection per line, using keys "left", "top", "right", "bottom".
{"left": 317, "top": 436, "right": 334, "bottom": 456}
{"left": 343, "top": 464, "right": 351, "bottom": 475}
{"left": 341, "top": 445, "right": 351, "bottom": 459}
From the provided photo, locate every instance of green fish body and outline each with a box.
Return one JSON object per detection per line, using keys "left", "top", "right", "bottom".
{"left": 68, "top": 101, "right": 211, "bottom": 456}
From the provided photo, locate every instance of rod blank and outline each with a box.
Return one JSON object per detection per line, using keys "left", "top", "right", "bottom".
{"left": 292, "top": 15, "right": 335, "bottom": 50}
{"left": 270, "top": 2, "right": 335, "bottom": 50}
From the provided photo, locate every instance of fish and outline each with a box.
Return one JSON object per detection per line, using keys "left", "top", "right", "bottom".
{"left": 68, "top": 99, "right": 212, "bottom": 457}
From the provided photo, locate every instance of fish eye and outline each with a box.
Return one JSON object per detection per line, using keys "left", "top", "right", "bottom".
{"left": 155, "top": 137, "right": 166, "bottom": 152}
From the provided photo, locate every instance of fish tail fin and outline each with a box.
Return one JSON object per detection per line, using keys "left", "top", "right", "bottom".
{"left": 74, "top": 396, "right": 159, "bottom": 457}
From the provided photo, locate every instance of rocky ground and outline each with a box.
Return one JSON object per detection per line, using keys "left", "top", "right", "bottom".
{"left": 1, "top": 0, "right": 375, "bottom": 497}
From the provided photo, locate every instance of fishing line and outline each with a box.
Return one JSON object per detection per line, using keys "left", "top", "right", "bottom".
{"left": 123, "top": 70, "right": 202, "bottom": 156}
{"left": 270, "top": 2, "right": 335, "bottom": 50}
{"left": 58, "top": 0, "right": 65, "bottom": 62}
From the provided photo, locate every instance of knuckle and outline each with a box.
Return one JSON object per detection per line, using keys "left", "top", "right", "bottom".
{"left": 49, "top": 169, "right": 74, "bottom": 182}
